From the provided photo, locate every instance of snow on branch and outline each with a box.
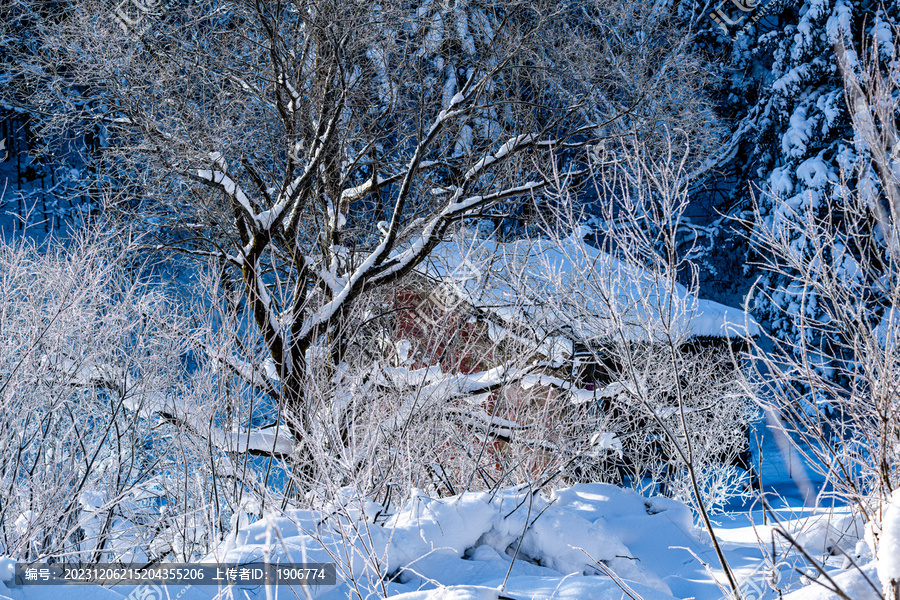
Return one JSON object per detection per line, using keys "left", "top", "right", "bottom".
{"left": 125, "top": 391, "right": 294, "bottom": 457}
{"left": 464, "top": 134, "right": 536, "bottom": 179}
{"left": 195, "top": 152, "right": 258, "bottom": 223}
{"left": 340, "top": 161, "right": 439, "bottom": 202}
{"left": 45, "top": 355, "right": 292, "bottom": 458}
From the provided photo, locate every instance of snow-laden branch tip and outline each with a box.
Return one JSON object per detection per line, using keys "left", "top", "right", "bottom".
{"left": 464, "top": 134, "right": 536, "bottom": 180}
{"left": 196, "top": 168, "right": 256, "bottom": 222}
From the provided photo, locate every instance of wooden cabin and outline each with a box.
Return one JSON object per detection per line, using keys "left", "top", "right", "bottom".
{"left": 375, "top": 231, "right": 760, "bottom": 493}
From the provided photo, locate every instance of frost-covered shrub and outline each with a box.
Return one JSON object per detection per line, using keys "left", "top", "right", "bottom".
{"left": 0, "top": 225, "right": 261, "bottom": 562}
{"left": 309, "top": 279, "right": 602, "bottom": 497}
{"left": 574, "top": 344, "right": 756, "bottom": 514}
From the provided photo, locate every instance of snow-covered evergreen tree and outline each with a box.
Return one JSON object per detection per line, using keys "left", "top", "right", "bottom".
{"left": 744, "top": 0, "right": 897, "bottom": 379}
{"left": 680, "top": 0, "right": 898, "bottom": 380}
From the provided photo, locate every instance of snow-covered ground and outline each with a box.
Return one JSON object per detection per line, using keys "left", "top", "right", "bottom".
{"left": 0, "top": 413, "right": 876, "bottom": 600}
{"left": 0, "top": 479, "right": 879, "bottom": 600}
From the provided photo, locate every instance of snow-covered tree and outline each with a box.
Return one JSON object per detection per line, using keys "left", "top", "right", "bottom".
{"left": 679, "top": 0, "right": 899, "bottom": 379}
{"left": 750, "top": 1, "right": 898, "bottom": 389}
{"left": 743, "top": 16, "right": 900, "bottom": 568}
{"left": 5, "top": 0, "right": 720, "bottom": 494}
{"left": 750, "top": 1, "right": 879, "bottom": 353}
